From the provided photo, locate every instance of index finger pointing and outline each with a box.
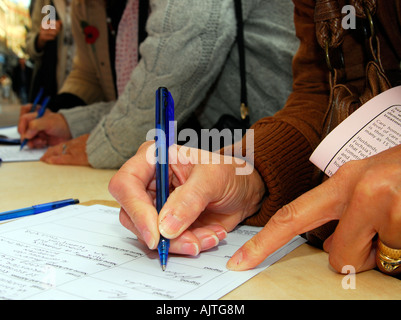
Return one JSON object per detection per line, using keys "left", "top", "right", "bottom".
{"left": 226, "top": 179, "right": 344, "bottom": 271}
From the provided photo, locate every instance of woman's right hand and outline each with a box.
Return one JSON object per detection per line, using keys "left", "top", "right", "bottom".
{"left": 18, "top": 107, "right": 72, "bottom": 148}
{"left": 109, "top": 141, "right": 266, "bottom": 256}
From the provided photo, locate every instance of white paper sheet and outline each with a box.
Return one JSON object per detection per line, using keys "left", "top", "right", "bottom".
{"left": 0, "top": 126, "right": 46, "bottom": 162}
{"left": 0, "top": 126, "right": 20, "bottom": 140}
{"left": 310, "top": 86, "right": 401, "bottom": 176}
{"left": 0, "top": 204, "right": 305, "bottom": 300}
{"left": 0, "top": 145, "right": 46, "bottom": 162}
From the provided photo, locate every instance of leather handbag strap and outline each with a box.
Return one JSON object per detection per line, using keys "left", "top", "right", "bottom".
{"left": 350, "top": 0, "right": 376, "bottom": 18}
{"left": 314, "top": 0, "right": 377, "bottom": 50}
{"left": 234, "top": 0, "right": 249, "bottom": 123}
{"left": 138, "top": 0, "right": 149, "bottom": 61}
{"left": 314, "top": 0, "right": 344, "bottom": 49}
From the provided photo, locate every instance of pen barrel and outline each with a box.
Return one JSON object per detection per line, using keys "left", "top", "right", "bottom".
{"left": 155, "top": 87, "right": 174, "bottom": 270}
{"left": 37, "top": 96, "right": 50, "bottom": 118}
{"left": 155, "top": 87, "right": 173, "bottom": 212}
{"left": 0, "top": 199, "right": 79, "bottom": 221}
{"left": 32, "top": 198, "right": 79, "bottom": 214}
{"left": 0, "top": 208, "right": 36, "bottom": 221}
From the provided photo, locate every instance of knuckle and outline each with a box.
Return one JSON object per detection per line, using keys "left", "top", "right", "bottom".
{"left": 270, "top": 203, "right": 299, "bottom": 235}
{"left": 108, "top": 172, "right": 127, "bottom": 199}
{"left": 335, "top": 159, "right": 362, "bottom": 178}
{"left": 353, "top": 166, "right": 400, "bottom": 200}
{"left": 328, "top": 254, "right": 344, "bottom": 273}
{"left": 178, "top": 186, "right": 207, "bottom": 214}
{"left": 108, "top": 174, "right": 118, "bottom": 196}
{"left": 387, "top": 196, "right": 401, "bottom": 227}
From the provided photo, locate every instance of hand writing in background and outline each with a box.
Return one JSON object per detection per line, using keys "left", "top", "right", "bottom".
{"left": 18, "top": 105, "right": 72, "bottom": 149}
{"left": 18, "top": 106, "right": 90, "bottom": 166}
{"left": 36, "top": 20, "right": 62, "bottom": 51}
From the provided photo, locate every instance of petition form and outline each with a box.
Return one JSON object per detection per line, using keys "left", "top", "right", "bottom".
{"left": 0, "top": 205, "right": 305, "bottom": 300}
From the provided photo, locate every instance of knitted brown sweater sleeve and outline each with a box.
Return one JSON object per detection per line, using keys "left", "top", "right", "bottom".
{"left": 243, "top": 0, "right": 331, "bottom": 226}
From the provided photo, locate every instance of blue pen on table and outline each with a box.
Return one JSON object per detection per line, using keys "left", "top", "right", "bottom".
{"left": 0, "top": 198, "right": 79, "bottom": 222}
{"left": 155, "top": 87, "right": 174, "bottom": 271}
{"left": 29, "top": 87, "right": 44, "bottom": 112}
{"left": 20, "top": 96, "right": 50, "bottom": 151}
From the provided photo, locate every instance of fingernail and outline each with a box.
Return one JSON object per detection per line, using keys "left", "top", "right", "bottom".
{"left": 216, "top": 229, "right": 227, "bottom": 241}
{"left": 226, "top": 250, "right": 243, "bottom": 271}
{"left": 159, "top": 212, "right": 182, "bottom": 238}
{"left": 143, "top": 230, "right": 156, "bottom": 250}
{"left": 206, "top": 225, "right": 228, "bottom": 241}
{"left": 181, "top": 242, "right": 200, "bottom": 256}
{"left": 201, "top": 235, "right": 219, "bottom": 250}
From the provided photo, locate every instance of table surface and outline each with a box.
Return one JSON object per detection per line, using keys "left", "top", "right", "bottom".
{"left": 2, "top": 160, "right": 401, "bottom": 299}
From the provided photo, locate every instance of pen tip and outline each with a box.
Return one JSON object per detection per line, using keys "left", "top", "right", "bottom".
{"left": 162, "top": 265, "right": 166, "bottom": 271}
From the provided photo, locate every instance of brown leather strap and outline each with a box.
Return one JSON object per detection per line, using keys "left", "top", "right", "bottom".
{"left": 314, "top": 0, "right": 342, "bottom": 22}
{"left": 314, "top": 0, "right": 377, "bottom": 49}
{"left": 350, "top": 0, "right": 376, "bottom": 18}
{"left": 315, "top": 0, "right": 344, "bottom": 49}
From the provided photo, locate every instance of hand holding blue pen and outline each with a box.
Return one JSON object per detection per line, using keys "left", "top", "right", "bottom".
{"left": 155, "top": 87, "right": 174, "bottom": 271}
{"left": 20, "top": 96, "right": 51, "bottom": 150}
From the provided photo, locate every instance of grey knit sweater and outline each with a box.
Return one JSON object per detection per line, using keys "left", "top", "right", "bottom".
{"left": 60, "top": 0, "right": 299, "bottom": 168}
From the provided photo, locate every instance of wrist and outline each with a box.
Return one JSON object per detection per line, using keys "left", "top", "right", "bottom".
{"left": 245, "top": 169, "right": 267, "bottom": 217}
{"left": 35, "top": 34, "right": 45, "bottom": 51}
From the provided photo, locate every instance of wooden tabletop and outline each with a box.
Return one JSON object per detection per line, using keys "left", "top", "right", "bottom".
{"left": 0, "top": 161, "right": 117, "bottom": 212}
{"left": 2, "top": 161, "right": 401, "bottom": 299}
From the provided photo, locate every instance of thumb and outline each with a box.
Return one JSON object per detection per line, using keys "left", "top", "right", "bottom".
{"left": 157, "top": 145, "right": 228, "bottom": 239}
{"left": 158, "top": 166, "right": 218, "bottom": 239}
{"left": 24, "top": 117, "right": 50, "bottom": 140}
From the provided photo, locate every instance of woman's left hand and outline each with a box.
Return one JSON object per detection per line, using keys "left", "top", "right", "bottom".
{"left": 41, "top": 134, "right": 90, "bottom": 166}
{"left": 227, "top": 145, "right": 401, "bottom": 274}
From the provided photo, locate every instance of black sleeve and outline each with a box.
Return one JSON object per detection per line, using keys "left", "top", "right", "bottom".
{"left": 47, "top": 93, "right": 87, "bottom": 112}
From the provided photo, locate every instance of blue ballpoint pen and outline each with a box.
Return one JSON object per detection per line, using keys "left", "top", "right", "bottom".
{"left": 155, "top": 87, "right": 174, "bottom": 271}
{"left": 0, "top": 198, "right": 79, "bottom": 222}
{"left": 30, "top": 87, "right": 44, "bottom": 113}
{"left": 20, "top": 96, "right": 51, "bottom": 150}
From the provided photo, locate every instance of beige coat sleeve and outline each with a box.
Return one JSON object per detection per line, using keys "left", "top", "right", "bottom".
{"left": 58, "top": 0, "right": 116, "bottom": 104}
{"left": 26, "top": 0, "right": 50, "bottom": 60}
